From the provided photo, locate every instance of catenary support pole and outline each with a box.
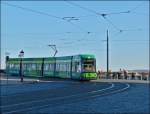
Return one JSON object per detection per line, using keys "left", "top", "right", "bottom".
{"left": 107, "top": 30, "right": 109, "bottom": 79}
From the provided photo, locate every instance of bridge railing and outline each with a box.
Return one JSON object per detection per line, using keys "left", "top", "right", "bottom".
{"left": 97, "top": 72, "right": 149, "bottom": 81}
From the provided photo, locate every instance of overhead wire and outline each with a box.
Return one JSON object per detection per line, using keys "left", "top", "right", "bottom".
{"left": 111, "top": 40, "right": 149, "bottom": 42}
{"left": 100, "top": 16, "right": 121, "bottom": 31}
{"left": 65, "top": 1, "right": 127, "bottom": 31}
{"left": 66, "top": 21, "right": 90, "bottom": 33}
{"left": 1, "top": 3, "right": 88, "bottom": 50}
{"left": 128, "top": 1, "right": 147, "bottom": 13}
{"left": 3, "top": 2, "right": 61, "bottom": 19}
{"left": 65, "top": 1, "right": 147, "bottom": 34}
{"left": 123, "top": 1, "right": 148, "bottom": 17}
{"left": 102, "top": 39, "right": 148, "bottom": 41}
{"left": 2, "top": 2, "right": 89, "bottom": 33}
{"left": 57, "top": 1, "right": 148, "bottom": 52}
{"left": 101, "top": 39, "right": 149, "bottom": 45}
{"left": 130, "top": 12, "right": 149, "bottom": 17}
{"left": 65, "top": 1, "right": 130, "bottom": 17}
{"left": 111, "top": 28, "right": 144, "bottom": 40}
{"left": 103, "top": 11, "right": 130, "bottom": 15}
{"left": 2, "top": 31, "right": 100, "bottom": 36}
{"left": 65, "top": 0, "right": 99, "bottom": 15}
{"left": 3, "top": 2, "right": 147, "bottom": 52}
{"left": 120, "top": 28, "right": 143, "bottom": 31}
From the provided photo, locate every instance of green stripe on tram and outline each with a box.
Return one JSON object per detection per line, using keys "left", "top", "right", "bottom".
{"left": 80, "top": 54, "right": 95, "bottom": 59}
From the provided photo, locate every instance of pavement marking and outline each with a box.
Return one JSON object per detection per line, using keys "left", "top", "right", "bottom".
{"left": 0, "top": 78, "right": 82, "bottom": 84}
{"left": 2, "top": 83, "right": 131, "bottom": 114}
{"left": 90, "top": 83, "right": 130, "bottom": 98}
{"left": 1, "top": 83, "right": 114, "bottom": 110}
{"left": 1, "top": 79, "right": 14, "bottom": 80}
{"left": 92, "top": 79, "right": 149, "bottom": 84}
{"left": 1, "top": 78, "right": 36, "bottom": 81}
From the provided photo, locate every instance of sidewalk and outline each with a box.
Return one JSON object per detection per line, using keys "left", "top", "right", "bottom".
{"left": 0, "top": 75, "right": 40, "bottom": 85}
{"left": 92, "top": 79, "right": 150, "bottom": 84}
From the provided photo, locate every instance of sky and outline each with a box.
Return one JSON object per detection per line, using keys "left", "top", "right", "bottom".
{"left": 1, "top": 1, "right": 149, "bottom": 71}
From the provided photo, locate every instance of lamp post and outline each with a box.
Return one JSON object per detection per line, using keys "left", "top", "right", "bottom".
{"left": 19, "top": 50, "right": 24, "bottom": 82}
{"left": 5, "top": 52, "right": 10, "bottom": 85}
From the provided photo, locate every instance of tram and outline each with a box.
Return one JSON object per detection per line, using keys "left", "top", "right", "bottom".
{"left": 5, "top": 54, "right": 97, "bottom": 80}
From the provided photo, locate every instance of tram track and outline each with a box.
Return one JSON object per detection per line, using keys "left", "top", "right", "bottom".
{"left": 1, "top": 83, "right": 130, "bottom": 114}
{"left": 1, "top": 82, "right": 111, "bottom": 104}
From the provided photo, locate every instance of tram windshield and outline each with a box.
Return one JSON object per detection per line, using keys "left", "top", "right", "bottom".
{"left": 82, "top": 59, "right": 96, "bottom": 72}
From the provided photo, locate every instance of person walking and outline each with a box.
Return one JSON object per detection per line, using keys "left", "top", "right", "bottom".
{"left": 123, "top": 69, "right": 128, "bottom": 79}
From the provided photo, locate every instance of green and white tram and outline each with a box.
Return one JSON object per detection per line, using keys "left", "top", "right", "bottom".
{"left": 6, "top": 54, "right": 97, "bottom": 80}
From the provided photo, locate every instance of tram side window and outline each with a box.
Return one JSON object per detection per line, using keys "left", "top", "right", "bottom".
{"left": 12, "top": 64, "right": 15, "bottom": 69}
{"left": 23, "top": 64, "right": 27, "bottom": 70}
{"left": 66, "top": 64, "right": 68, "bottom": 72}
{"left": 72, "top": 62, "right": 81, "bottom": 72}
{"left": 36, "top": 64, "right": 41, "bottom": 71}
{"left": 65, "top": 63, "right": 68, "bottom": 72}
{"left": 15, "top": 64, "right": 20, "bottom": 70}
{"left": 64, "top": 63, "right": 67, "bottom": 72}
{"left": 59, "top": 64, "right": 62, "bottom": 71}
{"left": 66, "top": 63, "right": 70, "bottom": 72}
{"left": 44, "top": 63, "right": 54, "bottom": 71}
{"left": 49, "top": 64, "right": 54, "bottom": 71}
{"left": 60, "top": 64, "right": 63, "bottom": 71}
{"left": 26, "top": 64, "right": 32, "bottom": 71}
{"left": 31, "top": 64, "right": 36, "bottom": 70}
{"left": 9, "top": 64, "right": 19, "bottom": 70}
{"left": 9, "top": 64, "right": 14, "bottom": 69}
{"left": 63, "top": 64, "right": 65, "bottom": 71}
{"left": 56, "top": 63, "right": 60, "bottom": 71}
{"left": 56, "top": 62, "right": 70, "bottom": 72}
{"left": 72, "top": 62, "right": 75, "bottom": 72}
{"left": 59, "top": 63, "right": 68, "bottom": 72}
{"left": 60, "top": 63, "right": 65, "bottom": 71}
{"left": 44, "top": 64, "right": 49, "bottom": 71}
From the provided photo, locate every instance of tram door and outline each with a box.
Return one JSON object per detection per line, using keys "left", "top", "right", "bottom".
{"left": 72, "top": 61, "right": 81, "bottom": 79}
{"left": 76, "top": 62, "right": 81, "bottom": 73}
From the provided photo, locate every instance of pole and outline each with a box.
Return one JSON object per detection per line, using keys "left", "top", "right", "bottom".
{"left": 107, "top": 30, "right": 109, "bottom": 79}
{"left": 19, "top": 50, "right": 24, "bottom": 82}
{"left": 6, "top": 56, "right": 9, "bottom": 86}
{"left": 20, "top": 58, "right": 23, "bottom": 82}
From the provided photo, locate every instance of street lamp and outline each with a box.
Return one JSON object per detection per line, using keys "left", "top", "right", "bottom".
{"left": 19, "top": 50, "right": 24, "bottom": 82}
{"left": 5, "top": 52, "right": 10, "bottom": 85}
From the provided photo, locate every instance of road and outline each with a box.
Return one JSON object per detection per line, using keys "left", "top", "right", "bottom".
{"left": 0, "top": 76, "right": 149, "bottom": 114}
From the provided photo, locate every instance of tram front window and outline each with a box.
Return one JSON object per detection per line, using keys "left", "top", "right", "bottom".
{"left": 82, "top": 59, "right": 96, "bottom": 72}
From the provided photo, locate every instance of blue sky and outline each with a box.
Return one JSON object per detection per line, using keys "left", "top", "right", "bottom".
{"left": 1, "top": 1, "right": 149, "bottom": 71}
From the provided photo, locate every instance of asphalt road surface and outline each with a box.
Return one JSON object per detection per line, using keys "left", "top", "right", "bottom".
{"left": 0, "top": 78, "right": 149, "bottom": 114}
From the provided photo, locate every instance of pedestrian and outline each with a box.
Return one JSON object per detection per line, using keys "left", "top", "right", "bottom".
{"left": 97, "top": 70, "right": 101, "bottom": 79}
{"left": 131, "top": 72, "right": 135, "bottom": 80}
{"left": 112, "top": 72, "right": 116, "bottom": 79}
{"left": 123, "top": 69, "right": 127, "bottom": 79}
{"left": 117, "top": 72, "right": 121, "bottom": 79}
